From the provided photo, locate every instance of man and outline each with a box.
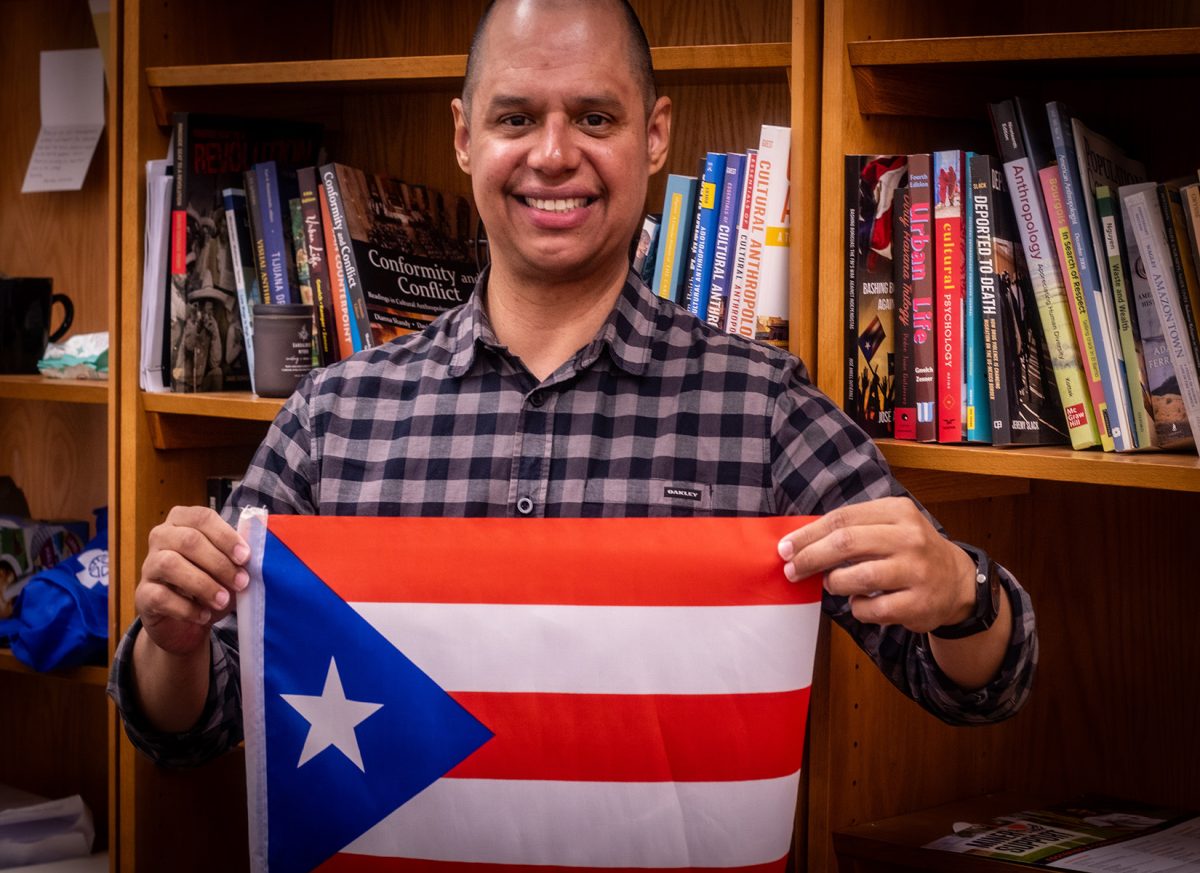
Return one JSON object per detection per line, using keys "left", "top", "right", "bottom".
{"left": 111, "top": 0, "right": 1035, "bottom": 766}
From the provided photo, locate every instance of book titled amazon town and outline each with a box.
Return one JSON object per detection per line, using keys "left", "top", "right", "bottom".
{"left": 168, "top": 113, "right": 322, "bottom": 392}
{"left": 321, "top": 163, "right": 480, "bottom": 347}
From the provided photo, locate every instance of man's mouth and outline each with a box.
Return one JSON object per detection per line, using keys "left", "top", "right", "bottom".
{"left": 521, "top": 196, "right": 592, "bottom": 212}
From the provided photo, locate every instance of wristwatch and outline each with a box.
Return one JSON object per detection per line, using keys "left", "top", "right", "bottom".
{"left": 930, "top": 546, "right": 1002, "bottom": 640}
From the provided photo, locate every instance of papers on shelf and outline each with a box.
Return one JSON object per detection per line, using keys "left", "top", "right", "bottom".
{"left": 21, "top": 50, "right": 105, "bottom": 194}
{"left": 0, "top": 784, "right": 94, "bottom": 868}
{"left": 140, "top": 157, "right": 173, "bottom": 392}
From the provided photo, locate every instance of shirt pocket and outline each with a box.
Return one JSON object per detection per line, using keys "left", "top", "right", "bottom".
{"left": 582, "top": 477, "right": 721, "bottom": 517}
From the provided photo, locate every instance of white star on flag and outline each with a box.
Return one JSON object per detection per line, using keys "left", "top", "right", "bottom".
{"left": 281, "top": 657, "right": 383, "bottom": 772}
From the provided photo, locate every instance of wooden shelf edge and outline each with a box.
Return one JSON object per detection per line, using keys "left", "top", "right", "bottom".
{"left": 877, "top": 440, "right": 1200, "bottom": 492}
{"left": 847, "top": 27, "right": 1200, "bottom": 68}
{"left": 142, "top": 390, "right": 282, "bottom": 422}
{"left": 0, "top": 374, "right": 109, "bottom": 404}
{"left": 0, "top": 649, "right": 108, "bottom": 687}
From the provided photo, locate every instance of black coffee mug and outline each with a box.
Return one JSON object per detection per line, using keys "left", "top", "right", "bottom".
{"left": 0, "top": 277, "right": 74, "bottom": 374}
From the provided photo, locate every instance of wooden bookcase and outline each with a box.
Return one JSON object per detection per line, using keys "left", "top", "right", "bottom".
{"left": 812, "top": 1, "right": 1200, "bottom": 871}
{"left": 0, "top": 0, "right": 116, "bottom": 856}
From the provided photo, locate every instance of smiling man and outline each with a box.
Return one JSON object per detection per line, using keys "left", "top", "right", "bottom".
{"left": 111, "top": 0, "right": 1036, "bottom": 770}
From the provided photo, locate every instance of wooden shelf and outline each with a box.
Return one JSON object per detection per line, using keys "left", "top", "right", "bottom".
{"left": 878, "top": 440, "right": 1200, "bottom": 493}
{"left": 0, "top": 375, "right": 108, "bottom": 404}
{"left": 142, "top": 390, "right": 282, "bottom": 422}
{"left": 145, "top": 42, "right": 792, "bottom": 125}
{"left": 0, "top": 649, "right": 108, "bottom": 687}
{"left": 847, "top": 27, "right": 1200, "bottom": 117}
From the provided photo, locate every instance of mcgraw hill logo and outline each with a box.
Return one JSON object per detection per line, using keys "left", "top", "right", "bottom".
{"left": 664, "top": 486, "right": 702, "bottom": 502}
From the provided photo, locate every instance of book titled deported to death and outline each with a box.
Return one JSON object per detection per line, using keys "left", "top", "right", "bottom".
{"left": 320, "top": 163, "right": 480, "bottom": 347}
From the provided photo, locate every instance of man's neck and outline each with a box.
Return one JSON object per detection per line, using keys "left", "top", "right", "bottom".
{"left": 484, "top": 259, "right": 628, "bottom": 382}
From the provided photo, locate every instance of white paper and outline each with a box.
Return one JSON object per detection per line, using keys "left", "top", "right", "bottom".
{"left": 22, "top": 49, "right": 105, "bottom": 193}
{"left": 140, "top": 158, "right": 173, "bottom": 391}
{"left": 0, "top": 790, "right": 94, "bottom": 868}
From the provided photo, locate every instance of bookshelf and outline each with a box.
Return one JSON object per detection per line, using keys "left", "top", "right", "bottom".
{"left": 816, "top": 1, "right": 1200, "bottom": 871}
{"left": 0, "top": 0, "right": 115, "bottom": 857}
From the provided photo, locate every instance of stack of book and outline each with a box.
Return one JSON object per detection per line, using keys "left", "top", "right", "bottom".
{"left": 635, "top": 124, "right": 792, "bottom": 350}
{"left": 844, "top": 98, "right": 1200, "bottom": 454}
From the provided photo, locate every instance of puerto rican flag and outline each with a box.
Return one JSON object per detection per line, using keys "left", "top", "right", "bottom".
{"left": 237, "top": 511, "right": 822, "bottom": 873}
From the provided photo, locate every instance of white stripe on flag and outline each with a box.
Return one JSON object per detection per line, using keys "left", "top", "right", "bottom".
{"left": 352, "top": 602, "right": 820, "bottom": 694}
{"left": 342, "top": 772, "right": 801, "bottom": 868}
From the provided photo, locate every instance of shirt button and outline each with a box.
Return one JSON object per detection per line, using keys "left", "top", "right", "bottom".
{"left": 529, "top": 391, "right": 544, "bottom": 407}
{"left": 516, "top": 496, "right": 535, "bottom": 515}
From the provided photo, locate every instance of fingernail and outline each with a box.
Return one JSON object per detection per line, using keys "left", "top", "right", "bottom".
{"left": 777, "top": 539, "right": 794, "bottom": 561}
{"left": 233, "top": 570, "right": 249, "bottom": 591}
{"left": 233, "top": 543, "right": 251, "bottom": 564}
{"left": 213, "top": 589, "right": 229, "bottom": 608}
{"left": 783, "top": 563, "right": 799, "bottom": 583}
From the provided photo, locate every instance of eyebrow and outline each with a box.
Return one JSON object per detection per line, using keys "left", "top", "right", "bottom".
{"left": 484, "top": 93, "right": 625, "bottom": 113}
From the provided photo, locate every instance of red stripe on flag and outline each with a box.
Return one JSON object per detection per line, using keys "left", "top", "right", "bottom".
{"left": 444, "top": 689, "right": 810, "bottom": 782}
{"left": 268, "top": 516, "right": 819, "bottom": 606}
{"left": 317, "top": 855, "right": 790, "bottom": 873}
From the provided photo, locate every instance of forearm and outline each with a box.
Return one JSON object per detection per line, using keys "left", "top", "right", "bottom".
{"left": 927, "top": 586, "right": 1013, "bottom": 690}
{"left": 131, "top": 626, "right": 213, "bottom": 733}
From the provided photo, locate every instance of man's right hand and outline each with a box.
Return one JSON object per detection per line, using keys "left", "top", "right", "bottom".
{"left": 136, "top": 505, "right": 250, "bottom": 656}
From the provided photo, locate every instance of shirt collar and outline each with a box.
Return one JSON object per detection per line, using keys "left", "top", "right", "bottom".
{"left": 446, "top": 267, "right": 657, "bottom": 379}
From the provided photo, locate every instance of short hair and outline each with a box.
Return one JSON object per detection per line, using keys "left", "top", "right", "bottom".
{"left": 461, "top": 0, "right": 657, "bottom": 118}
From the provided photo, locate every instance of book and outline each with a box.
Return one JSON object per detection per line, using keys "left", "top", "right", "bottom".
{"left": 1181, "top": 183, "right": 1200, "bottom": 284}
{"left": 892, "top": 186, "right": 915, "bottom": 440}
{"left": 253, "top": 161, "right": 301, "bottom": 306}
{"left": 206, "top": 475, "right": 243, "bottom": 515}
{"left": 964, "top": 153, "right": 991, "bottom": 443}
{"left": 166, "top": 113, "right": 320, "bottom": 392}
{"left": 686, "top": 152, "right": 727, "bottom": 322}
{"left": 907, "top": 154, "right": 938, "bottom": 442}
{"left": 140, "top": 157, "right": 172, "bottom": 393}
{"left": 1160, "top": 182, "right": 1200, "bottom": 363}
{"left": 1116, "top": 186, "right": 1194, "bottom": 449}
{"left": 220, "top": 187, "right": 260, "bottom": 394}
{"left": 243, "top": 166, "right": 270, "bottom": 309}
{"left": 297, "top": 166, "right": 339, "bottom": 366}
{"left": 726, "top": 150, "right": 760, "bottom": 336}
{"left": 1121, "top": 182, "right": 1200, "bottom": 445}
{"left": 706, "top": 152, "right": 748, "bottom": 330}
{"left": 319, "top": 179, "right": 355, "bottom": 360}
{"left": 679, "top": 156, "right": 707, "bottom": 309}
{"left": 845, "top": 154, "right": 907, "bottom": 438}
{"left": 934, "top": 149, "right": 965, "bottom": 443}
{"left": 632, "top": 213, "right": 661, "bottom": 285}
{"left": 990, "top": 98, "right": 1099, "bottom": 449}
{"left": 320, "top": 163, "right": 480, "bottom": 346}
{"left": 973, "top": 155, "right": 1068, "bottom": 447}
{"left": 1048, "top": 103, "right": 1134, "bottom": 450}
{"left": 650, "top": 173, "right": 699, "bottom": 304}
{"left": 745, "top": 125, "right": 792, "bottom": 348}
{"left": 924, "top": 796, "right": 1200, "bottom": 868}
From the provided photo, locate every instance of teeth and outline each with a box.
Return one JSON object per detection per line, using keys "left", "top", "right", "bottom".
{"left": 524, "top": 196, "right": 588, "bottom": 212}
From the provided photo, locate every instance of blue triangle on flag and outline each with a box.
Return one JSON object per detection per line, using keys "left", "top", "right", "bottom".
{"left": 261, "top": 530, "right": 493, "bottom": 873}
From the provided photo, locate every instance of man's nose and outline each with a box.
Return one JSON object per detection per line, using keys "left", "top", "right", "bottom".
{"left": 528, "top": 116, "right": 579, "bottom": 174}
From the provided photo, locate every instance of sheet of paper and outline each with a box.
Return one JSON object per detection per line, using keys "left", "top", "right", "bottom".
{"left": 21, "top": 49, "right": 105, "bottom": 193}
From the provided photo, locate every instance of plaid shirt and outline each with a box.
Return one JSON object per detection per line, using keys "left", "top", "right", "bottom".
{"left": 110, "top": 270, "right": 1037, "bottom": 766}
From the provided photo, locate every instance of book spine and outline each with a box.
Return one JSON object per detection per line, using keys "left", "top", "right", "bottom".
{"left": 844, "top": 157, "right": 859, "bottom": 425}
{"left": 321, "top": 164, "right": 372, "bottom": 351}
{"left": 289, "top": 197, "right": 313, "bottom": 305}
{"left": 893, "top": 186, "right": 916, "bottom": 439}
{"left": 706, "top": 152, "right": 746, "bottom": 329}
{"left": 1122, "top": 184, "right": 1200, "bottom": 435}
{"left": 972, "top": 159, "right": 1011, "bottom": 446}
{"left": 652, "top": 175, "right": 697, "bottom": 304}
{"left": 1046, "top": 102, "right": 1132, "bottom": 450}
{"left": 966, "top": 155, "right": 992, "bottom": 443}
{"left": 1120, "top": 185, "right": 1194, "bottom": 449}
{"left": 255, "top": 161, "right": 296, "bottom": 305}
{"left": 1161, "top": 184, "right": 1200, "bottom": 362}
{"left": 1096, "top": 186, "right": 1152, "bottom": 449}
{"left": 990, "top": 98, "right": 1099, "bottom": 449}
{"left": 934, "top": 149, "right": 965, "bottom": 443}
{"left": 298, "top": 166, "right": 338, "bottom": 365}
{"left": 1182, "top": 185, "right": 1200, "bottom": 280}
{"left": 632, "top": 213, "right": 661, "bottom": 283}
{"left": 751, "top": 125, "right": 792, "bottom": 349}
{"left": 221, "top": 187, "right": 257, "bottom": 394}
{"left": 908, "top": 154, "right": 937, "bottom": 442}
{"left": 687, "top": 152, "right": 727, "bottom": 321}
{"left": 319, "top": 178, "right": 356, "bottom": 360}
{"left": 726, "top": 150, "right": 759, "bottom": 337}
{"left": 680, "top": 157, "right": 707, "bottom": 310}
{"left": 243, "top": 167, "right": 271, "bottom": 303}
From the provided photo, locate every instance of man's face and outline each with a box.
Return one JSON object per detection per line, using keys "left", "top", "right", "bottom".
{"left": 452, "top": 0, "right": 670, "bottom": 287}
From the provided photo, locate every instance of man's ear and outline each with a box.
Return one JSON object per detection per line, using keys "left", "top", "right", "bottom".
{"left": 451, "top": 98, "right": 471, "bottom": 174}
{"left": 646, "top": 95, "right": 672, "bottom": 175}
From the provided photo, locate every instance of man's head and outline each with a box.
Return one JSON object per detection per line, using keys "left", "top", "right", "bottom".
{"left": 462, "top": 0, "right": 657, "bottom": 120}
{"left": 451, "top": 0, "right": 671, "bottom": 288}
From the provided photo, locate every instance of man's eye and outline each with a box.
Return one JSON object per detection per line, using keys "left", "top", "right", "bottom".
{"left": 500, "top": 115, "right": 532, "bottom": 128}
{"left": 580, "top": 113, "right": 611, "bottom": 128}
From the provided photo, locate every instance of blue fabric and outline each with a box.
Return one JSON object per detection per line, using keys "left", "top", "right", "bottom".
{"left": 0, "top": 508, "right": 108, "bottom": 671}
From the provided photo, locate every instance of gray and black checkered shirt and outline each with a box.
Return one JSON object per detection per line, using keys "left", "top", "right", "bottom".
{"left": 110, "top": 270, "right": 1036, "bottom": 766}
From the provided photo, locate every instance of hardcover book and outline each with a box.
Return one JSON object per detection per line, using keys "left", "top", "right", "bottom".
{"left": 845, "top": 154, "right": 907, "bottom": 438}
{"left": 321, "top": 163, "right": 480, "bottom": 346}
{"left": 167, "top": 113, "right": 321, "bottom": 393}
